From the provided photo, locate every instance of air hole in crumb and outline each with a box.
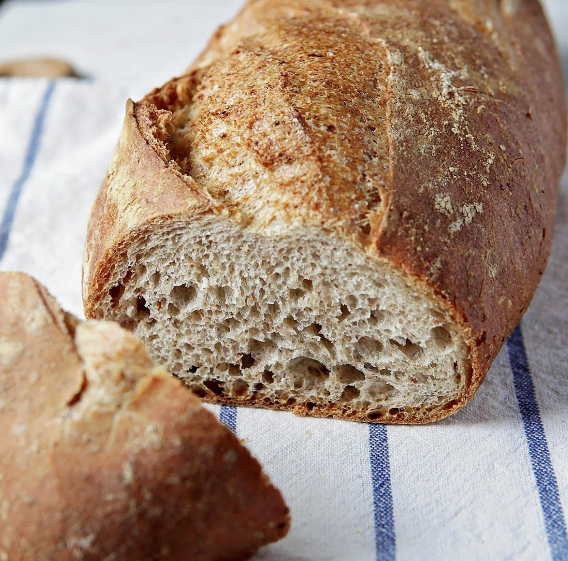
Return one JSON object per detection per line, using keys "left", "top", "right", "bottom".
{"left": 117, "top": 314, "right": 136, "bottom": 331}
{"left": 367, "top": 409, "right": 385, "bottom": 420}
{"left": 188, "top": 366, "right": 198, "bottom": 374}
{"left": 150, "top": 272, "right": 161, "bottom": 286}
{"left": 340, "top": 386, "right": 361, "bottom": 402}
{"left": 337, "top": 364, "right": 366, "bottom": 384}
{"left": 136, "top": 296, "right": 150, "bottom": 316}
{"left": 452, "top": 361, "right": 462, "bottom": 384}
{"left": 204, "top": 379, "right": 224, "bottom": 396}
{"left": 284, "top": 317, "right": 299, "bottom": 330}
{"left": 369, "top": 309, "right": 385, "bottom": 324}
{"left": 288, "top": 357, "right": 330, "bottom": 390}
{"left": 302, "top": 279, "right": 313, "bottom": 291}
{"left": 286, "top": 397, "right": 296, "bottom": 405}
{"left": 171, "top": 284, "right": 197, "bottom": 307}
{"left": 338, "top": 304, "right": 350, "bottom": 322}
{"left": 167, "top": 303, "right": 180, "bottom": 317}
{"left": 109, "top": 284, "right": 124, "bottom": 307}
{"left": 190, "top": 310, "right": 203, "bottom": 322}
{"left": 306, "top": 402, "right": 315, "bottom": 411}
{"left": 263, "top": 370, "right": 275, "bottom": 384}
{"left": 290, "top": 288, "right": 305, "bottom": 300}
{"left": 241, "top": 353, "right": 255, "bottom": 369}
{"left": 248, "top": 304, "right": 261, "bottom": 320}
{"left": 215, "top": 286, "right": 231, "bottom": 304}
{"left": 174, "top": 348, "right": 182, "bottom": 360}
{"left": 355, "top": 337, "right": 383, "bottom": 359}
{"left": 229, "top": 364, "right": 241, "bottom": 376}
{"left": 391, "top": 338, "right": 422, "bottom": 359}
{"left": 389, "top": 407, "right": 401, "bottom": 415}
{"left": 249, "top": 339, "right": 276, "bottom": 358}
{"left": 364, "top": 362, "right": 379, "bottom": 372}
{"left": 232, "top": 379, "right": 249, "bottom": 397}
{"left": 347, "top": 295, "right": 357, "bottom": 309}
{"left": 367, "top": 381, "right": 395, "bottom": 400}
{"left": 431, "top": 326, "right": 453, "bottom": 349}
{"left": 226, "top": 317, "right": 239, "bottom": 329}
{"left": 267, "top": 303, "right": 280, "bottom": 316}
{"left": 319, "top": 333, "right": 335, "bottom": 354}
{"left": 309, "top": 323, "right": 334, "bottom": 352}
{"left": 253, "top": 383, "right": 265, "bottom": 393}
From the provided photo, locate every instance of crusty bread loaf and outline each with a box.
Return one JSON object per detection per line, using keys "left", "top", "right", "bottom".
{"left": 0, "top": 272, "right": 289, "bottom": 560}
{"left": 83, "top": 0, "right": 566, "bottom": 424}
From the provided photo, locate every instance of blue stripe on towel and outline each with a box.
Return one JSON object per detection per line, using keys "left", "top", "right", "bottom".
{"left": 369, "top": 423, "right": 396, "bottom": 561}
{"left": 507, "top": 324, "right": 568, "bottom": 561}
{"left": 219, "top": 405, "right": 238, "bottom": 434}
{"left": 0, "top": 82, "right": 56, "bottom": 262}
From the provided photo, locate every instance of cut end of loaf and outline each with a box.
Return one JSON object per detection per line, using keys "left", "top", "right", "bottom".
{"left": 95, "top": 219, "right": 471, "bottom": 423}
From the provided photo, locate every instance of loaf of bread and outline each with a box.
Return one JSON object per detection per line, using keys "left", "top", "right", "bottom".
{"left": 0, "top": 272, "right": 289, "bottom": 560}
{"left": 83, "top": 0, "right": 566, "bottom": 423}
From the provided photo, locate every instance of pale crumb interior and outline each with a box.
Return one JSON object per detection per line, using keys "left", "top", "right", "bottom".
{"left": 101, "top": 220, "right": 468, "bottom": 421}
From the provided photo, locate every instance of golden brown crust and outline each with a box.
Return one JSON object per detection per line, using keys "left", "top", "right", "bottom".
{"left": 0, "top": 272, "right": 289, "bottom": 560}
{"left": 83, "top": 0, "right": 566, "bottom": 423}
{"left": 196, "top": 391, "right": 466, "bottom": 425}
{"left": 83, "top": 99, "right": 221, "bottom": 301}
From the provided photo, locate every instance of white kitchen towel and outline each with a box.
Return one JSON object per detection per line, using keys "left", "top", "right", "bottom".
{"left": 0, "top": 3, "right": 567, "bottom": 561}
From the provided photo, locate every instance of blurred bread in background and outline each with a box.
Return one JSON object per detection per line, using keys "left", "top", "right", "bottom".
{"left": 0, "top": 56, "right": 79, "bottom": 78}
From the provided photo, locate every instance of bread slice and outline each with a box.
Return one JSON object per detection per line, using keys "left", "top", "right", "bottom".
{"left": 0, "top": 272, "right": 289, "bottom": 561}
{"left": 83, "top": 0, "right": 566, "bottom": 423}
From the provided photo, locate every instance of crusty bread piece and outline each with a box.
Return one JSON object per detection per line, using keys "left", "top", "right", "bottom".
{"left": 0, "top": 272, "right": 289, "bottom": 560}
{"left": 83, "top": 0, "right": 566, "bottom": 424}
{"left": 0, "top": 57, "right": 78, "bottom": 78}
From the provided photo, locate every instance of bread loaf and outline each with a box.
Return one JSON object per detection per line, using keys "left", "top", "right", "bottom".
{"left": 83, "top": 0, "right": 566, "bottom": 423}
{"left": 0, "top": 272, "right": 289, "bottom": 560}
